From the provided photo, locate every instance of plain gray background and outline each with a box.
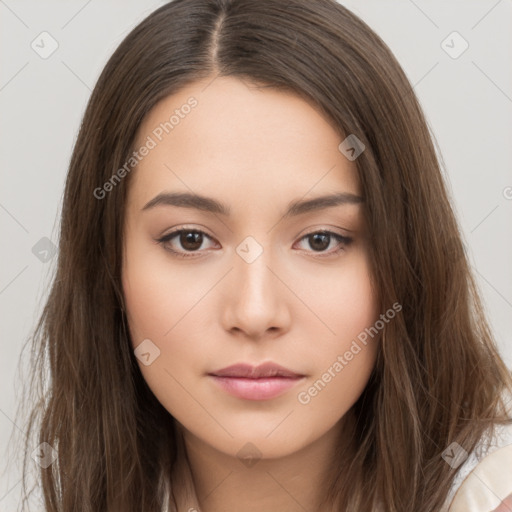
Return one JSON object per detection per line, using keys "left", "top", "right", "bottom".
{"left": 1, "top": 0, "right": 511, "bottom": 509}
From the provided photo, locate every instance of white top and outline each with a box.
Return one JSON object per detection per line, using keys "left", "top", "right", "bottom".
{"left": 442, "top": 420, "right": 512, "bottom": 511}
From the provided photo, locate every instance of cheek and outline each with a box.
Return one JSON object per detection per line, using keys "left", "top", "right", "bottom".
{"left": 122, "top": 240, "right": 217, "bottom": 407}
{"left": 298, "top": 247, "right": 379, "bottom": 346}
{"left": 295, "top": 342, "right": 378, "bottom": 440}
{"left": 122, "top": 238, "right": 208, "bottom": 345}
{"left": 293, "top": 251, "right": 379, "bottom": 414}
{"left": 122, "top": 248, "right": 203, "bottom": 420}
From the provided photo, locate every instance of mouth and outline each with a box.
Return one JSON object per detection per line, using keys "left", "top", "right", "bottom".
{"left": 207, "top": 362, "right": 306, "bottom": 401}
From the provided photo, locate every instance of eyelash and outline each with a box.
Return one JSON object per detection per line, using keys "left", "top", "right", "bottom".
{"left": 156, "top": 227, "right": 353, "bottom": 259}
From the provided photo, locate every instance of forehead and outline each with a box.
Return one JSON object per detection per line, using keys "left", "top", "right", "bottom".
{"left": 128, "top": 76, "right": 361, "bottom": 211}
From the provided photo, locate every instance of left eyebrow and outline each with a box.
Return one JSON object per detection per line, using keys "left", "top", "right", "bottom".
{"left": 282, "top": 192, "right": 364, "bottom": 219}
{"left": 141, "top": 191, "right": 364, "bottom": 217}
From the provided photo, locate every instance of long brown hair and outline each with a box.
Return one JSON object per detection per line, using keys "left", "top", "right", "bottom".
{"left": 13, "top": 0, "right": 512, "bottom": 510}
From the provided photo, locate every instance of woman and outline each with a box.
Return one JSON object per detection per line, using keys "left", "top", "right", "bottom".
{"left": 15, "top": 0, "right": 512, "bottom": 511}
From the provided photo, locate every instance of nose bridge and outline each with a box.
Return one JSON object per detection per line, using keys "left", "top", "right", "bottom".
{"left": 223, "top": 234, "right": 289, "bottom": 336}
{"left": 234, "top": 234, "right": 277, "bottom": 305}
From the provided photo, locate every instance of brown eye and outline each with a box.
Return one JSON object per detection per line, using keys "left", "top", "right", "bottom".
{"left": 295, "top": 230, "right": 353, "bottom": 257}
{"left": 179, "top": 231, "right": 204, "bottom": 251}
{"left": 157, "top": 228, "right": 217, "bottom": 258}
{"left": 308, "top": 233, "right": 330, "bottom": 251}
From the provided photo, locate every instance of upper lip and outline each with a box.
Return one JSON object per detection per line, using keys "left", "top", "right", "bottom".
{"left": 208, "top": 363, "right": 304, "bottom": 379}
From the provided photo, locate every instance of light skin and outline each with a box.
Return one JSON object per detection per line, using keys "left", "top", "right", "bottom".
{"left": 122, "top": 75, "right": 381, "bottom": 512}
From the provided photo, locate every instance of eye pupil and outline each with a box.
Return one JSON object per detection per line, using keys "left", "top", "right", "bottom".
{"left": 309, "top": 233, "right": 330, "bottom": 251}
{"left": 181, "top": 231, "right": 203, "bottom": 250}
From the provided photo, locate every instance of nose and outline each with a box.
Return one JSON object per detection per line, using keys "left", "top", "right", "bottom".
{"left": 221, "top": 245, "right": 291, "bottom": 340}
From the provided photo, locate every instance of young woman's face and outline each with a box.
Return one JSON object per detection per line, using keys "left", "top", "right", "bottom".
{"left": 122, "top": 76, "right": 380, "bottom": 459}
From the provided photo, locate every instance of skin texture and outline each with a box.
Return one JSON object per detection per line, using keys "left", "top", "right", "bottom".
{"left": 122, "top": 76, "right": 381, "bottom": 512}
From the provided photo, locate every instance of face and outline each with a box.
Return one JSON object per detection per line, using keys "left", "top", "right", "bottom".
{"left": 122, "top": 76, "right": 380, "bottom": 460}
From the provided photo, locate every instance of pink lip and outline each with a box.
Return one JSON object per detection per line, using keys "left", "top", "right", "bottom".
{"left": 208, "top": 363, "right": 305, "bottom": 401}
{"left": 209, "top": 376, "right": 304, "bottom": 400}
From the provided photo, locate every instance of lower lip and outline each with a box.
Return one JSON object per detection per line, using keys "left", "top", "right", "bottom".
{"left": 209, "top": 375, "right": 304, "bottom": 400}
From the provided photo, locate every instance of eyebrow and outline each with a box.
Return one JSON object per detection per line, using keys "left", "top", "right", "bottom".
{"left": 141, "top": 191, "right": 364, "bottom": 217}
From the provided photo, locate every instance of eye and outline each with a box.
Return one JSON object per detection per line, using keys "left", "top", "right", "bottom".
{"left": 156, "top": 227, "right": 218, "bottom": 259}
{"left": 156, "top": 228, "right": 353, "bottom": 259}
{"left": 294, "top": 230, "right": 353, "bottom": 257}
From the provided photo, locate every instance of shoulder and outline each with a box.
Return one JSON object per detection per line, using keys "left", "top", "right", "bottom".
{"left": 444, "top": 420, "right": 512, "bottom": 512}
